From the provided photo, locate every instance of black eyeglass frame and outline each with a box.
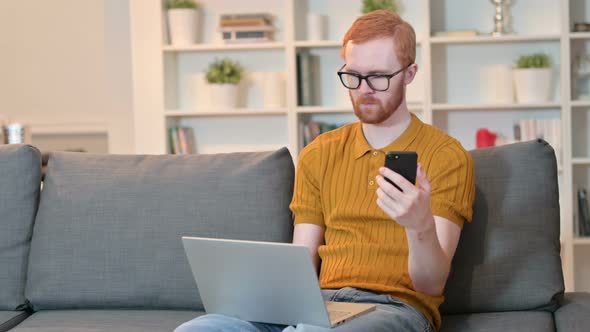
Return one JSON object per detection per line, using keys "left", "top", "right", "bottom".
{"left": 337, "top": 63, "right": 413, "bottom": 91}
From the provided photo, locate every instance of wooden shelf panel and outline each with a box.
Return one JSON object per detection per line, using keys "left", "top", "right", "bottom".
{"left": 432, "top": 103, "right": 561, "bottom": 111}
{"left": 430, "top": 34, "right": 560, "bottom": 44}
{"left": 165, "top": 109, "right": 288, "bottom": 117}
{"left": 163, "top": 43, "right": 286, "bottom": 52}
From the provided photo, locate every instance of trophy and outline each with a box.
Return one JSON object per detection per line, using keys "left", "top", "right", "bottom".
{"left": 490, "top": 0, "right": 513, "bottom": 37}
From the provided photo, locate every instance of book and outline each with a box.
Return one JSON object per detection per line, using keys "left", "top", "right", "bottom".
{"left": 433, "top": 30, "right": 479, "bottom": 38}
{"left": 220, "top": 19, "right": 271, "bottom": 27}
{"left": 220, "top": 13, "right": 272, "bottom": 21}
{"left": 302, "top": 121, "right": 344, "bottom": 147}
{"left": 578, "top": 189, "right": 590, "bottom": 236}
{"left": 169, "top": 127, "right": 180, "bottom": 155}
{"left": 308, "top": 121, "right": 321, "bottom": 142}
{"left": 184, "top": 127, "right": 196, "bottom": 154}
{"left": 178, "top": 127, "right": 188, "bottom": 155}
{"left": 219, "top": 26, "right": 275, "bottom": 43}
{"left": 297, "top": 52, "right": 318, "bottom": 106}
{"left": 219, "top": 13, "right": 273, "bottom": 28}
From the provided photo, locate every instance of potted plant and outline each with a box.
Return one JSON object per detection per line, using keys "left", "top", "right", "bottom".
{"left": 513, "top": 53, "right": 553, "bottom": 103}
{"left": 166, "top": 0, "right": 200, "bottom": 45}
{"left": 362, "top": 0, "right": 398, "bottom": 14}
{"left": 205, "top": 58, "right": 244, "bottom": 109}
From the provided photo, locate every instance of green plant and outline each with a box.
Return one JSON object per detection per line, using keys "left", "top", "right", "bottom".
{"left": 516, "top": 53, "right": 551, "bottom": 69}
{"left": 166, "top": 0, "right": 199, "bottom": 10}
{"left": 362, "top": 0, "right": 397, "bottom": 14}
{"left": 206, "top": 58, "right": 244, "bottom": 84}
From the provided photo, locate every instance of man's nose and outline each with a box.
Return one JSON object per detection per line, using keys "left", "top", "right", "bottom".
{"left": 358, "top": 79, "right": 375, "bottom": 94}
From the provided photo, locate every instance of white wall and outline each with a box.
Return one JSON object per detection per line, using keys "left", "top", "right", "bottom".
{"left": 0, "top": 0, "right": 135, "bottom": 153}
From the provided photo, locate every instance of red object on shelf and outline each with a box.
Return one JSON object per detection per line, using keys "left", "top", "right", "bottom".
{"left": 476, "top": 128, "right": 497, "bottom": 148}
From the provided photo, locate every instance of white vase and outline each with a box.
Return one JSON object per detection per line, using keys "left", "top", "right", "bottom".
{"left": 480, "top": 64, "right": 514, "bottom": 103}
{"left": 191, "top": 74, "right": 211, "bottom": 110}
{"left": 513, "top": 68, "right": 552, "bottom": 103}
{"left": 262, "top": 72, "right": 285, "bottom": 108}
{"left": 167, "top": 9, "right": 198, "bottom": 45}
{"left": 307, "top": 13, "right": 326, "bottom": 41}
{"left": 210, "top": 84, "right": 239, "bottom": 109}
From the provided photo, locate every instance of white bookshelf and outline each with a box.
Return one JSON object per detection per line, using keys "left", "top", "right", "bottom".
{"left": 293, "top": 40, "right": 342, "bottom": 48}
{"left": 429, "top": 34, "right": 561, "bottom": 44}
{"left": 570, "top": 32, "right": 590, "bottom": 39}
{"left": 129, "top": 0, "right": 590, "bottom": 292}
{"left": 431, "top": 102, "right": 562, "bottom": 111}
{"left": 163, "top": 42, "right": 286, "bottom": 52}
{"left": 165, "top": 108, "right": 288, "bottom": 117}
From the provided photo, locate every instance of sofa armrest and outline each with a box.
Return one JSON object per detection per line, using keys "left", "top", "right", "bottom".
{"left": 555, "top": 292, "right": 590, "bottom": 332}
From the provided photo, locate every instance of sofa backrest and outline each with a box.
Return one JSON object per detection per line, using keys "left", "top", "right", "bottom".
{"left": 441, "top": 139, "right": 564, "bottom": 314}
{"left": 25, "top": 148, "right": 295, "bottom": 311}
{"left": 0, "top": 144, "right": 41, "bottom": 310}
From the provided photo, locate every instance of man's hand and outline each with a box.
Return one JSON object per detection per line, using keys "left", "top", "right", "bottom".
{"left": 376, "top": 163, "right": 460, "bottom": 295}
{"left": 375, "top": 163, "right": 433, "bottom": 233}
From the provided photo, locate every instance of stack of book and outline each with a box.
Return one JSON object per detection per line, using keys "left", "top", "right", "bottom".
{"left": 432, "top": 30, "right": 480, "bottom": 38}
{"left": 169, "top": 126, "right": 196, "bottom": 155}
{"left": 578, "top": 188, "right": 590, "bottom": 237}
{"left": 297, "top": 51, "right": 319, "bottom": 106}
{"left": 514, "top": 118, "right": 562, "bottom": 164}
{"left": 300, "top": 121, "right": 343, "bottom": 147}
{"left": 218, "top": 13, "right": 275, "bottom": 44}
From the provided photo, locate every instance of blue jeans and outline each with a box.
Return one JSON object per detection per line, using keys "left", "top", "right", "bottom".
{"left": 174, "top": 287, "right": 434, "bottom": 332}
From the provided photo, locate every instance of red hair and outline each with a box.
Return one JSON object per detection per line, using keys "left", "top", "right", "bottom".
{"left": 341, "top": 10, "right": 416, "bottom": 67}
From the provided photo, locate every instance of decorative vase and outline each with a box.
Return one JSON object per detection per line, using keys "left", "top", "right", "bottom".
{"left": 513, "top": 68, "right": 552, "bottom": 103}
{"left": 480, "top": 64, "right": 514, "bottom": 103}
{"left": 209, "top": 83, "right": 239, "bottom": 109}
{"left": 262, "top": 72, "right": 285, "bottom": 109}
{"left": 167, "top": 8, "right": 198, "bottom": 45}
{"left": 307, "top": 13, "right": 326, "bottom": 41}
{"left": 476, "top": 128, "right": 497, "bottom": 148}
{"left": 191, "top": 74, "right": 211, "bottom": 110}
{"left": 489, "top": 0, "right": 513, "bottom": 37}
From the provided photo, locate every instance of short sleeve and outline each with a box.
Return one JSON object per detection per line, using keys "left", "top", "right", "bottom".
{"left": 289, "top": 143, "right": 325, "bottom": 228}
{"left": 427, "top": 142, "right": 475, "bottom": 228}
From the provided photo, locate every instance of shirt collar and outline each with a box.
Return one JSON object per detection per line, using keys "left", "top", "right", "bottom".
{"left": 352, "top": 112, "right": 422, "bottom": 160}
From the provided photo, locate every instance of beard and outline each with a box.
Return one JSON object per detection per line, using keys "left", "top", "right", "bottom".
{"left": 351, "top": 80, "right": 404, "bottom": 124}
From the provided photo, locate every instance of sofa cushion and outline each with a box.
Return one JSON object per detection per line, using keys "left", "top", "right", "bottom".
{"left": 440, "top": 311, "right": 555, "bottom": 332}
{"left": 8, "top": 310, "right": 202, "bottom": 332}
{"left": 0, "top": 311, "right": 31, "bottom": 332}
{"left": 0, "top": 144, "right": 41, "bottom": 310}
{"left": 442, "top": 140, "right": 564, "bottom": 314}
{"left": 26, "top": 148, "right": 295, "bottom": 310}
{"left": 554, "top": 292, "right": 590, "bottom": 332}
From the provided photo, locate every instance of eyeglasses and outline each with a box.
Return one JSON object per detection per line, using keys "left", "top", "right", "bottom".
{"left": 337, "top": 64, "right": 411, "bottom": 92}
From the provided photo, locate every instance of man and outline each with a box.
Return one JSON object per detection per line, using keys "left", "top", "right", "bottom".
{"left": 175, "top": 9, "right": 475, "bottom": 332}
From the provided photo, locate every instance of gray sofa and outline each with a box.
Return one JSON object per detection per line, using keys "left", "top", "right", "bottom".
{"left": 0, "top": 140, "right": 588, "bottom": 332}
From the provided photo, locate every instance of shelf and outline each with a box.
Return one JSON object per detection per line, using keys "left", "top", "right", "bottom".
{"left": 162, "top": 42, "right": 286, "bottom": 52}
{"left": 574, "top": 237, "right": 590, "bottom": 245}
{"left": 573, "top": 158, "right": 590, "bottom": 165}
{"left": 165, "top": 109, "right": 288, "bottom": 117}
{"left": 296, "top": 106, "right": 352, "bottom": 114}
{"left": 571, "top": 100, "right": 590, "bottom": 107}
{"left": 431, "top": 102, "right": 561, "bottom": 111}
{"left": 429, "top": 34, "right": 560, "bottom": 45}
{"left": 296, "top": 103, "right": 422, "bottom": 114}
{"left": 30, "top": 123, "right": 108, "bottom": 135}
{"left": 294, "top": 40, "right": 342, "bottom": 48}
{"left": 570, "top": 32, "right": 590, "bottom": 40}
{"left": 294, "top": 40, "right": 421, "bottom": 48}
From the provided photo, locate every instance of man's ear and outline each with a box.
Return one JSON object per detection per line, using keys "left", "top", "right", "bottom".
{"left": 404, "top": 63, "right": 418, "bottom": 85}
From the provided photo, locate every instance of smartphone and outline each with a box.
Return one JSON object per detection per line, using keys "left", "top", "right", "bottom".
{"left": 384, "top": 151, "right": 418, "bottom": 192}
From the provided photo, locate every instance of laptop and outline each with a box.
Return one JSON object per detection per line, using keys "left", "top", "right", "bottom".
{"left": 182, "top": 236, "right": 376, "bottom": 328}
